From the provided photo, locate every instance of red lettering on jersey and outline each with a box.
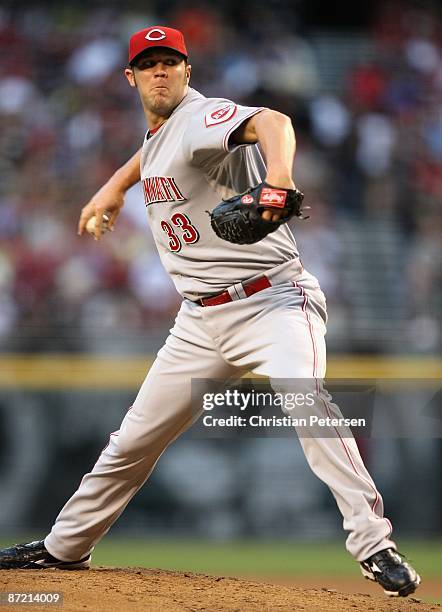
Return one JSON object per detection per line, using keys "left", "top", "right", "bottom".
{"left": 259, "top": 188, "right": 287, "bottom": 208}
{"left": 152, "top": 177, "right": 160, "bottom": 202}
{"left": 159, "top": 177, "right": 173, "bottom": 200}
{"left": 143, "top": 178, "right": 155, "bottom": 204}
{"left": 205, "top": 104, "right": 237, "bottom": 127}
{"left": 142, "top": 179, "right": 147, "bottom": 203}
{"left": 154, "top": 177, "right": 167, "bottom": 202}
{"left": 167, "top": 178, "right": 186, "bottom": 202}
{"left": 142, "top": 177, "right": 187, "bottom": 206}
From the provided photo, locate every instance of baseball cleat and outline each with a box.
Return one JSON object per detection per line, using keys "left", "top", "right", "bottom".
{"left": 0, "top": 540, "right": 91, "bottom": 570}
{"left": 360, "top": 548, "right": 420, "bottom": 597}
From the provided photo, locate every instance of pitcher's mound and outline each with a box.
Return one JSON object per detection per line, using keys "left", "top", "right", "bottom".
{"left": 0, "top": 567, "right": 436, "bottom": 611}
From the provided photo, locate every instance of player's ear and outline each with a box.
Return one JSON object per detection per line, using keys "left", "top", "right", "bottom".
{"left": 125, "top": 67, "right": 137, "bottom": 88}
{"left": 185, "top": 63, "right": 191, "bottom": 83}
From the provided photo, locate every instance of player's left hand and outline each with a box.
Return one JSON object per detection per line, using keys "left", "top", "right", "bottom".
{"left": 209, "top": 181, "right": 306, "bottom": 245}
{"left": 261, "top": 175, "right": 296, "bottom": 221}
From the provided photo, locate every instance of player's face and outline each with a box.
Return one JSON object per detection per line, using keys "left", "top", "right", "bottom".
{"left": 125, "top": 50, "right": 191, "bottom": 120}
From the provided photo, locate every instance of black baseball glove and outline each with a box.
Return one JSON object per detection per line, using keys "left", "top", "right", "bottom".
{"left": 209, "top": 182, "right": 306, "bottom": 245}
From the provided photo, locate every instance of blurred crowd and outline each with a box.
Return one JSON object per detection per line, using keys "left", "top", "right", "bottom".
{"left": 0, "top": 1, "right": 440, "bottom": 354}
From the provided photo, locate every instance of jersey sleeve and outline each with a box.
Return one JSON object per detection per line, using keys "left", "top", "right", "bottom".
{"left": 183, "top": 98, "right": 265, "bottom": 170}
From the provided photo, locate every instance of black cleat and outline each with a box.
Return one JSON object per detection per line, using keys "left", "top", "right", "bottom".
{"left": 360, "top": 548, "right": 421, "bottom": 597}
{"left": 0, "top": 540, "right": 90, "bottom": 570}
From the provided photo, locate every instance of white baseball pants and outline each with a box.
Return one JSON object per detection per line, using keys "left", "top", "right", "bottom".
{"left": 45, "top": 260, "right": 395, "bottom": 562}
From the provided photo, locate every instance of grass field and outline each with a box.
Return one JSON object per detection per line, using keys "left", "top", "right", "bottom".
{"left": 1, "top": 537, "right": 440, "bottom": 578}
{"left": 89, "top": 538, "right": 441, "bottom": 578}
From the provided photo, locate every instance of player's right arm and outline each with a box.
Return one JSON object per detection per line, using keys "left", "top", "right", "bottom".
{"left": 78, "top": 148, "right": 142, "bottom": 239}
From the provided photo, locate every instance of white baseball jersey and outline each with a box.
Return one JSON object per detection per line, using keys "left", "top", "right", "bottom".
{"left": 140, "top": 87, "right": 300, "bottom": 299}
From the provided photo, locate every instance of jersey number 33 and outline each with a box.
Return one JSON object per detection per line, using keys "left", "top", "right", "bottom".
{"left": 160, "top": 213, "right": 200, "bottom": 252}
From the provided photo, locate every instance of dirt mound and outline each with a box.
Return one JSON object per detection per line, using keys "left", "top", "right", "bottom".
{"left": 0, "top": 567, "right": 437, "bottom": 611}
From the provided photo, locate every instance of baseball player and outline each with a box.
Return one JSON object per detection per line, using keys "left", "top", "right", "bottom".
{"left": 0, "top": 26, "right": 420, "bottom": 598}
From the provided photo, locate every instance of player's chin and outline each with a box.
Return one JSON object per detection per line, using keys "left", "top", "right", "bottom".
{"left": 150, "top": 95, "right": 174, "bottom": 115}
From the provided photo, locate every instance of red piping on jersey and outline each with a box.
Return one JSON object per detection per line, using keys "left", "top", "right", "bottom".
{"left": 292, "top": 281, "right": 392, "bottom": 539}
{"left": 146, "top": 124, "right": 165, "bottom": 141}
{"left": 222, "top": 108, "right": 266, "bottom": 152}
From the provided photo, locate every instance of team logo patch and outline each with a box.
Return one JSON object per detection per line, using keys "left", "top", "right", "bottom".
{"left": 145, "top": 28, "right": 166, "bottom": 41}
{"left": 241, "top": 194, "right": 254, "bottom": 204}
{"left": 259, "top": 188, "right": 287, "bottom": 208}
{"left": 205, "top": 104, "right": 237, "bottom": 127}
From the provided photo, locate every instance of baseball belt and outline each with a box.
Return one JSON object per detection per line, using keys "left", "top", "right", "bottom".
{"left": 197, "top": 275, "right": 271, "bottom": 307}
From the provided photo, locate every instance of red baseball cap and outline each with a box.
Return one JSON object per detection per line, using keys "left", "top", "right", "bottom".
{"left": 128, "top": 26, "right": 188, "bottom": 65}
